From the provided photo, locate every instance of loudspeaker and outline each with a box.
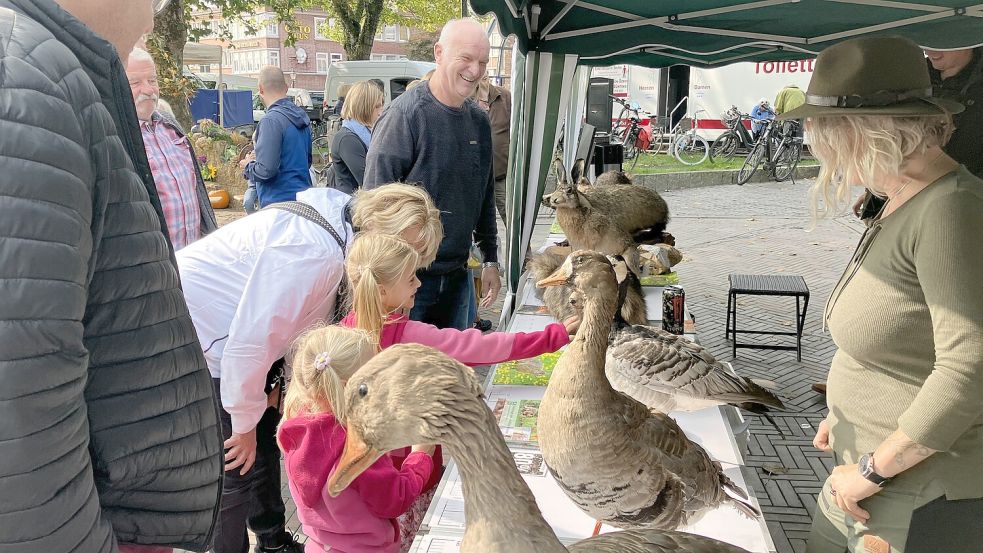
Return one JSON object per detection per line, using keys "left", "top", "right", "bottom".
{"left": 586, "top": 78, "right": 614, "bottom": 134}
{"left": 593, "top": 142, "right": 623, "bottom": 177}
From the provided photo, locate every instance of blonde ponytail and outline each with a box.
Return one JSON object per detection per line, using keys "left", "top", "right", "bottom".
{"left": 345, "top": 233, "right": 420, "bottom": 346}
{"left": 280, "top": 325, "right": 375, "bottom": 425}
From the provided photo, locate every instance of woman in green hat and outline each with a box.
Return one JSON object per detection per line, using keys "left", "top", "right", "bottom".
{"left": 782, "top": 36, "right": 983, "bottom": 553}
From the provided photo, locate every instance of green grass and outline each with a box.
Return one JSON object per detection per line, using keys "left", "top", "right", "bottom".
{"left": 628, "top": 152, "right": 818, "bottom": 174}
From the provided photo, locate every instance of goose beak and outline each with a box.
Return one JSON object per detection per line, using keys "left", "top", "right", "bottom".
{"left": 327, "top": 426, "right": 383, "bottom": 497}
{"left": 536, "top": 267, "right": 569, "bottom": 288}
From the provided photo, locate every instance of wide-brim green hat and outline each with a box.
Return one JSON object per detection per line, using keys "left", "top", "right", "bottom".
{"left": 778, "top": 36, "right": 964, "bottom": 120}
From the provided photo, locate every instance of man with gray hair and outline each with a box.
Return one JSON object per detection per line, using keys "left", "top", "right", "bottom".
{"left": 240, "top": 65, "right": 312, "bottom": 207}
{"left": 127, "top": 47, "right": 216, "bottom": 249}
{"left": 363, "top": 18, "right": 501, "bottom": 331}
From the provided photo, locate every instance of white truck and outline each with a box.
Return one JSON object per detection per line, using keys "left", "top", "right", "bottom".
{"left": 688, "top": 59, "right": 815, "bottom": 140}
{"left": 593, "top": 59, "right": 815, "bottom": 140}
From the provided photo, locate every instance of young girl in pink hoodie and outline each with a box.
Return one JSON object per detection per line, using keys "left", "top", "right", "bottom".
{"left": 339, "top": 233, "right": 576, "bottom": 546}
{"left": 277, "top": 325, "right": 436, "bottom": 553}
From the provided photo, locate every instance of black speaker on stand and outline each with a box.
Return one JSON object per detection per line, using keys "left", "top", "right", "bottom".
{"left": 586, "top": 77, "right": 614, "bottom": 136}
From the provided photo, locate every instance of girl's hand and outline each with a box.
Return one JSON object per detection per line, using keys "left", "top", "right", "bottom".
{"left": 828, "top": 464, "right": 880, "bottom": 524}
{"left": 562, "top": 315, "right": 582, "bottom": 335}
{"left": 813, "top": 419, "right": 832, "bottom": 452}
{"left": 412, "top": 444, "right": 436, "bottom": 456}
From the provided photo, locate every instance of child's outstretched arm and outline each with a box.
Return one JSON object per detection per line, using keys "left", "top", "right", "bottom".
{"left": 399, "top": 319, "right": 573, "bottom": 367}
{"left": 349, "top": 449, "right": 435, "bottom": 519}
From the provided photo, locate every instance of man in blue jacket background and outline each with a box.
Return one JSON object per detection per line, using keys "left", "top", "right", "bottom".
{"left": 242, "top": 66, "right": 312, "bottom": 207}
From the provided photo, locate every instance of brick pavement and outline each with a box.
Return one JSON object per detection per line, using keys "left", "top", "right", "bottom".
{"left": 211, "top": 178, "right": 865, "bottom": 553}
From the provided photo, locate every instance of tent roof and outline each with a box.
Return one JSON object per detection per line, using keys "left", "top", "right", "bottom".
{"left": 183, "top": 42, "right": 223, "bottom": 65}
{"left": 470, "top": 0, "right": 983, "bottom": 67}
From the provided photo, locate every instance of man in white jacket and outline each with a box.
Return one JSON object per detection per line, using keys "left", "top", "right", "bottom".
{"left": 177, "top": 184, "right": 441, "bottom": 553}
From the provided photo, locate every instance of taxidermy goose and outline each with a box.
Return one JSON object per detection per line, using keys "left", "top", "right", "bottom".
{"left": 604, "top": 257, "right": 786, "bottom": 414}
{"left": 527, "top": 251, "right": 648, "bottom": 326}
{"left": 537, "top": 252, "right": 759, "bottom": 530}
{"left": 326, "top": 344, "right": 752, "bottom": 553}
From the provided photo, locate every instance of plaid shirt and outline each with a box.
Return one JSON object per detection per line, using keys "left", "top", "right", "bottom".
{"left": 141, "top": 114, "right": 201, "bottom": 250}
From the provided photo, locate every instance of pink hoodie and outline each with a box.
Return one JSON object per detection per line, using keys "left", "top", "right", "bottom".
{"left": 340, "top": 312, "right": 571, "bottom": 491}
{"left": 278, "top": 412, "right": 434, "bottom": 553}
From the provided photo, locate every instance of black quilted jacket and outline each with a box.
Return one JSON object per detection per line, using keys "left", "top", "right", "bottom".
{"left": 0, "top": 1, "right": 223, "bottom": 551}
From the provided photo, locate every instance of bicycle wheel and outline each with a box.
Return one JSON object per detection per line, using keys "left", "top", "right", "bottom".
{"left": 674, "top": 134, "right": 709, "bottom": 165}
{"left": 737, "top": 141, "right": 767, "bottom": 185}
{"left": 772, "top": 138, "right": 802, "bottom": 181}
{"left": 623, "top": 128, "right": 639, "bottom": 160}
{"left": 647, "top": 128, "right": 666, "bottom": 155}
{"left": 709, "top": 131, "right": 740, "bottom": 161}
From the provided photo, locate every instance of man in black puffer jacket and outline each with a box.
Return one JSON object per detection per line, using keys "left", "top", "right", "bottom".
{"left": 0, "top": 1, "right": 223, "bottom": 552}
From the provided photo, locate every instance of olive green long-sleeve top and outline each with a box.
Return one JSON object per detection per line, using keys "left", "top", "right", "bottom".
{"left": 825, "top": 167, "right": 983, "bottom": 499}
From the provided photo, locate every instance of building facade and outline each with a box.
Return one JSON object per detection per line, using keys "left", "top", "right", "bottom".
{"left": 192, "top": 7, "right": 416, "bottom": 92}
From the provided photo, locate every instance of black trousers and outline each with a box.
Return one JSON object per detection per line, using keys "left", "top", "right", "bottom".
{"left": 211, "top": 378, "right": 287, "bottom": 553}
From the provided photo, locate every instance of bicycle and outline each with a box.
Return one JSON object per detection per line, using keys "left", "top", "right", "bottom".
{"left": 669, "top": 110, "right": 710, "bottom": 165}
{"left": 709, "top": 106, "right": 755, "bottom": 161}
{"left": 736, "top": 119, "right": 803, "bottom": 185}
{"left": 610, "top": 95, "right": 646, "bottom": 165}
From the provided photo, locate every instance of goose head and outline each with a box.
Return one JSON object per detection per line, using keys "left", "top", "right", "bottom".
{"left": 536, "top": 250, "right": 620, "bottom": 304}
{"left": 327, "top": 344, "right": 483, "bottom": 497}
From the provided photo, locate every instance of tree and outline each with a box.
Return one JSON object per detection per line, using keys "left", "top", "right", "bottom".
{"left": 148, "top": 0, "right": 307, "bottom": 129}
{"left": 406, "top": 31, "right": 438, "bottom": 62}
{"left": 313, "top": 0, "right": 460, "bottom": 61}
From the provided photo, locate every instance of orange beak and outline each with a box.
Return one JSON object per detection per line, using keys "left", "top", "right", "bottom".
{"left": 327, "top": 425, "right": 383, "bottom": 497}
{"left": 536, "top": 268, "right": 569, "bottom": 288}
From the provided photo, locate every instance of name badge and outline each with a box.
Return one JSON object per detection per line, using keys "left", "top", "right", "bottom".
{"left": 469, "top": 140, "right": 478, "bottom": 145}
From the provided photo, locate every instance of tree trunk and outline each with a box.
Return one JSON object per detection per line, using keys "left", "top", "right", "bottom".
{"left": 151, "top": 0, "right": 194, "bottom": 129}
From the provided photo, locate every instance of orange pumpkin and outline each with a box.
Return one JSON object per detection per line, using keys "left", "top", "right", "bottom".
{"left": 208, "top": 189, "right": 231, "bottom": 209}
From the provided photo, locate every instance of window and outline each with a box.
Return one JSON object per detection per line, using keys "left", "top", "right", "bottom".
{"left": 400, "top": 26, "right": 411, "bottom": 42}
{"left": 390, "top": 77, "right": 414, "bottom": 100}
{"left": 198, "top": 64, "right": 211, "bottom": 73}
{"left": 316, "top": 52, "right": 330, "bottom": 74}
{"left": 330, "top": 53, "right": 343, "bottom": 63}
{"left": 376, "top": 25, "right": 399, "bottom": 42}
{"left": 231, "top": 49, "right": 280, "bottom": 73}
{"left": 259, "top": 14, "right": 279, "bottom": 38}
{"left": 314, "top": 17, "right": 329, "bottom": 40}
{"left": 370, "top": 54, "right": 407, "bottom": 61}
{"left": 329, "top": 18, "right": 337, "bottom": 29}
{"left": 222, "top": 51, "right": 233, "bottom": 68}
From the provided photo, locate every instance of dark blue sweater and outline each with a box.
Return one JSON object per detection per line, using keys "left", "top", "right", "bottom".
{"left": 363, "top": 82, "right": 498, "bottom": 274}
{"left": 245, "top": 97, "right": 312, "bottom": 206}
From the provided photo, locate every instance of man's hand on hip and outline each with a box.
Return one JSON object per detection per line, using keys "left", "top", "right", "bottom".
{"left": 224, "top": 427, "right": 258, "bottom": 475}
{"left": 480, "top": 266, "right": 502, "bottom": 308}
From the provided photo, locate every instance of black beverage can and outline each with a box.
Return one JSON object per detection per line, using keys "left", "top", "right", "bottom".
{"left": 662, "top": 286, "right": 685, "bottom": 335}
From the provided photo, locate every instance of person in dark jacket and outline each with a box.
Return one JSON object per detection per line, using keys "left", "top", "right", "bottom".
{"left": 363, "top": 19, "right": 501, "bottom": 331}
{"left": 329, "top": 81, "right": 384, "bottom": 194}
{"left": 241, "top": 66, "right": 312, "bottom": 207}
{"left": 0, "top": 1, "right": 224, "bottom": 552}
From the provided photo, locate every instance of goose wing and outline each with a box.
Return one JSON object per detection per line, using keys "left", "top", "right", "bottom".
{"left": 569, "top": 529, "right": 752, "bottom": 553}
{"left": 607, "top": 325, "right": 785, "bottom": 411}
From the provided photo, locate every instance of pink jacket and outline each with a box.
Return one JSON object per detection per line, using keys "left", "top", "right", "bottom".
{"left": 340, "top": 312, "right": 570, "bottom": 491}
{"left": 340, "top": 312, "right": 570, "bottom": 367}
{"left": 278, "top": 412, "right": 434, "bottom": 553}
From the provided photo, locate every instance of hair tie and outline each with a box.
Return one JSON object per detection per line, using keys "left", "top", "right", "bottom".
{"left": 314, "top": 352, "right": 332, "bottom": 372}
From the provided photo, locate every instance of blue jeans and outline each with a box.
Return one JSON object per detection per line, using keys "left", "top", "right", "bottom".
{"left": 243, "top": 185, "right": 259, "bottom": 214}
{"left": 467, "top": 270, "right": 478, "bottom": 325}
{"left": 410, "top": 266, "right": 471, "bottom": 330}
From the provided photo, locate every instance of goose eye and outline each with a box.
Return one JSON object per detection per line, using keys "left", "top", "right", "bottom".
{"left": 357, "top": 383, "right": 368, "bottom": 398}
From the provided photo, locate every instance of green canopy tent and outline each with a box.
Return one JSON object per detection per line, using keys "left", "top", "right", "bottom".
{"left": 469, "top": 0, "right": 983, "bottom": 321}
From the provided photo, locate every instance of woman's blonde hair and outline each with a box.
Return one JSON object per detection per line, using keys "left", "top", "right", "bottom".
{"left": 341, "top": 81, "right": 384, "bottom": 127}
{"left": 280, "top": 325, "right": 375, "bottom": 424}
{"left": 346, "top": 233, "right": 420, "bottom": 344}
{"left": 808, "top": 114, "right": 953, "bottom": 220}
{"left": 351, "top": 183, "right": 443, "bottom": 267}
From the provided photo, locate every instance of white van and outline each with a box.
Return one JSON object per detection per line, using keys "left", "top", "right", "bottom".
{"left": 323, "top": 60, "right": 436, "bottom": 110}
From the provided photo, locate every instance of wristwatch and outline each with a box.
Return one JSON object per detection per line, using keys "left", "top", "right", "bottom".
{"left": 858, "top": 452, "right": 892, "bottom": 487}
{"left": 481, "top": 261, "right": 503, "bottom": 272}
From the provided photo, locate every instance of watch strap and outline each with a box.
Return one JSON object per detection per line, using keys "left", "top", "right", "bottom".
{"left": 859, "top": 452, "right": 891, "bottom": 487}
